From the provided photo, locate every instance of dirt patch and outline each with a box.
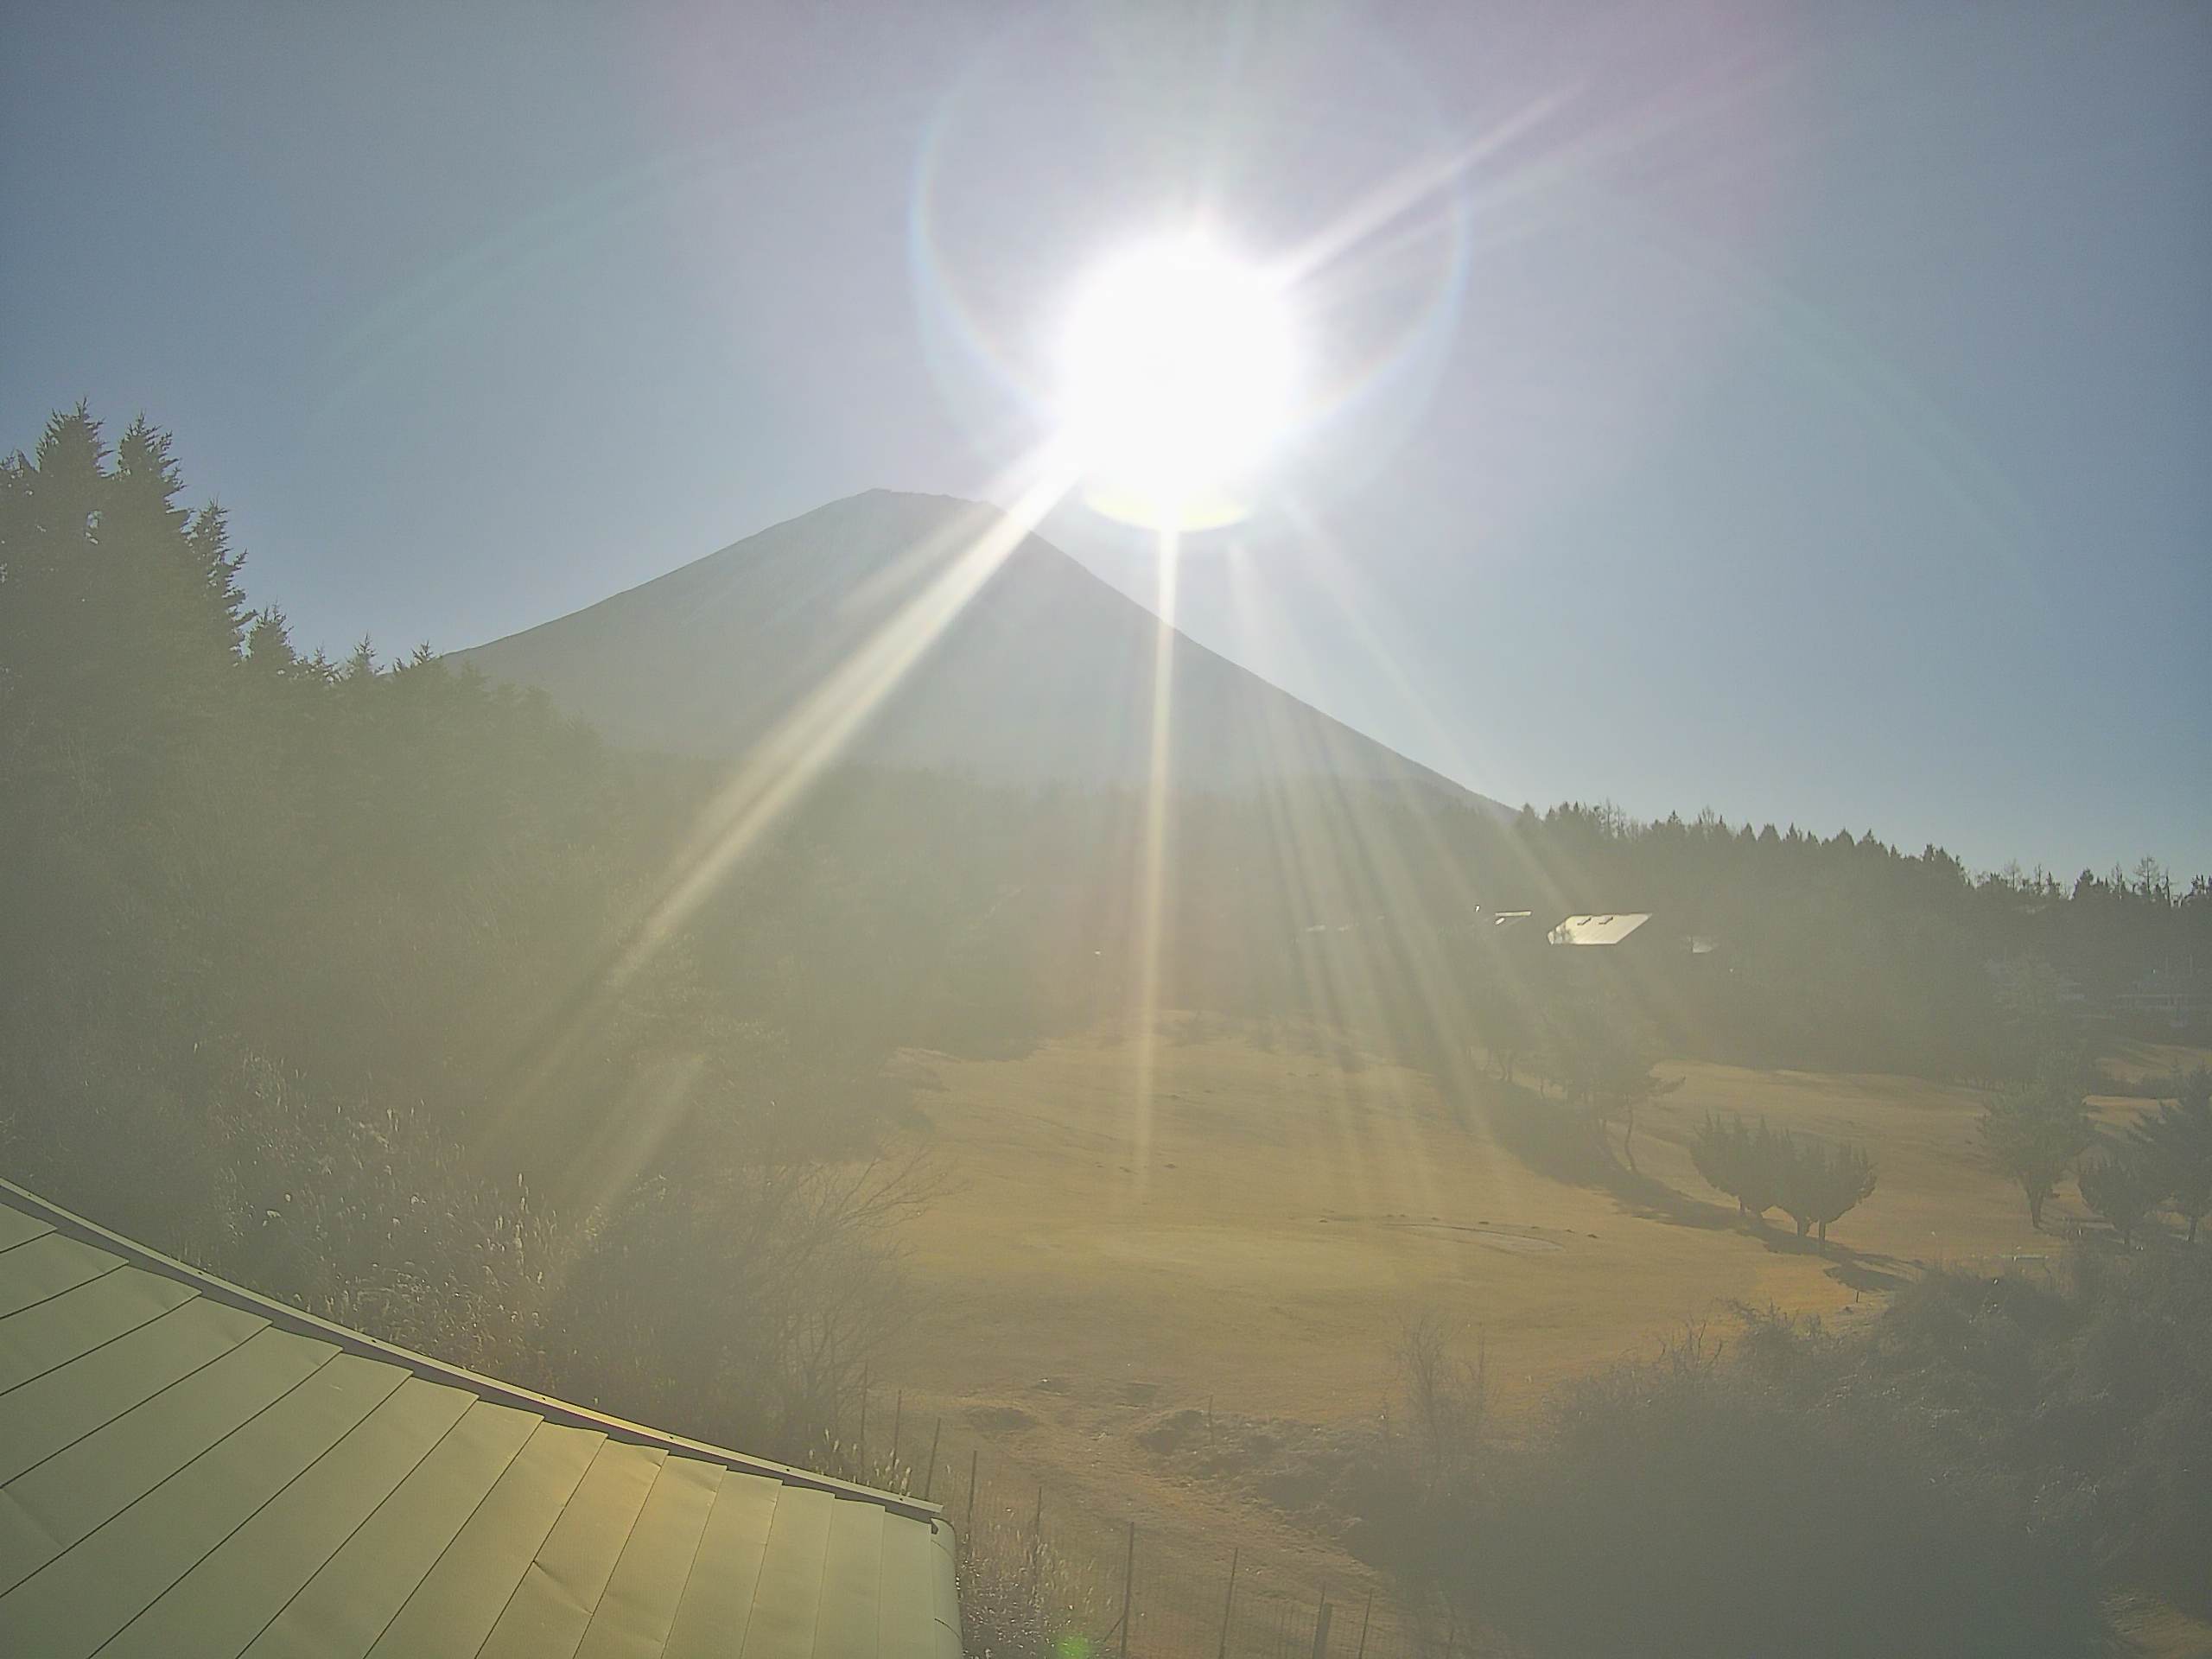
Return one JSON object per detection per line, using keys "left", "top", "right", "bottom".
{"left": 967, "top": 1402, "right": 1036, "bottom": 1432}
{"left": 1130, "top": 1405, "right": 1404, "bottom": 1557}
{"left": 1135, "top": 1407, "right": 1208, "bottom": 1453}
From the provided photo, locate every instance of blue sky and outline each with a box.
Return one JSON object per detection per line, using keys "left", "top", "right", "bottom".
{"left": 4, "top": 2, "right": 2206, "bottom": 879}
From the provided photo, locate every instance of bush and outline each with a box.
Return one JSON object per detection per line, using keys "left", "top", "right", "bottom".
{"left": 1689, "top": 1114, "right": 1876, "bottom": 1246}
{"left": 1391, "top": 1321, "right": 2109, "bottom": 1657}
{"left": 2077, "top": 1147, "right": 2159, "bottom": 1247}
{"left": 1774, "top": 1135, "right": 1878, "bottom": 1246}
{"left": 1859, "top": 1252, "right": 2212, "bottom": 1613}
{"left": 1374, "top": 1251, "right": 2212, "bottom": 1650}
{"left": 533, "top": 1119, "right": 933, "bottom": 1462}
{"left": 2128, "top": 1066, "right": 2212, "bottom": 1243}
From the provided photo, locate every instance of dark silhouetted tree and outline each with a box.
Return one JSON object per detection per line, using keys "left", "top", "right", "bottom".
{"left": 2078, "top": 1148, "right": 2159, "bottom": 1248}
{"left": 2131, "top": 1066, "right": 2212, "bottom": 1244}
{"left": 1981, "top": 1069, "right": 2094, "bottom": 1230}
{"left": 1775, "top": 1135, "right": 1879, "bottom": 1247}
{"left": 1471, "top": 990, "right": 1535, "bottom": 1084}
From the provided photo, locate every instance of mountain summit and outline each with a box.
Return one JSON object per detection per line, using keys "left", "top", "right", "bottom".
{"left": 450, "top": 491, "right": 1505, "bottom": 808}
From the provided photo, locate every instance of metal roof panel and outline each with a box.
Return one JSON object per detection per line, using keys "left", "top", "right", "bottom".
{"left": 476, "top": 1436, "right": 667, "bottom": 1659}
{"left": 243, "top": 1398, "right": 540, "bottom": 1659}
{"left": 0, "top": 1263, "right": 193, "bottom": 1395}
{"left": 0, "top": 1295, "right": 266, "bottom": 1485}
{"left": 741, "top": 1483, "right": 836, "bottom": 1659}
{"left": 817, "top": 1496, "right": 889, "bottom": 1659}
{"left": 0, "top": 1231, "right": 122, "bottom": 1319}
{"left": 368, "top": 1417, "right": 606, "bottom": 1659}
{"left": 96, "top": 1374, "right": 477, "bottom": 1659}
{"left": 0, "top": 1179, "right": 960, "bottom": 1657}
{"left": 661, "top": 1470, "right": 783, "bottom": 1659}
{"left": 573, "top": 1452, "right": 723, "bottom": 1659}
{"left": 0, "top": 1324, "right": 332, "bottom": 1595}
{"left": 0, "top": 1351, "right": 400, "bottom": 1657}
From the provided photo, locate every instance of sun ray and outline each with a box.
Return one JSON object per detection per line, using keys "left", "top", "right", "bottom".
{"left": 485, "top": 454, "right": 1077, "bottom": 1156}
{"left": 1123, "top": 523, "right": 1183, "bottom": 1204}
{"left": 1274, "top": 92, "right": 1569, "bottom": 286}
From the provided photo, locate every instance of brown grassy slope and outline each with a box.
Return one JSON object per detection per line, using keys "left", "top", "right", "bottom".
{"left": 892, "top": 1029, "right": 2121, "bottom": 1422}
{"left": 880, "top": 1028, "right": 2207, "bottom": 1644}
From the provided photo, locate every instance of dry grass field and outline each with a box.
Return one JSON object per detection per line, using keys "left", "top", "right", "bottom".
{"left": 880, "top": 1025, "right": 2210, "bottom": 1646}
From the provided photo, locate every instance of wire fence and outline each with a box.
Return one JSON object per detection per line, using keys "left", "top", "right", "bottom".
{"left": 957, "top": 1448, "right": 1430, "bottom": 1659}
{"left": 825, "top": 1389, "right": 1440, "bottom": 1659}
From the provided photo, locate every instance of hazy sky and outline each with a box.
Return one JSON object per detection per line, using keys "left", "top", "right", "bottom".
{"left": 5, "top": 3, "right": 2207, "bottom": 878}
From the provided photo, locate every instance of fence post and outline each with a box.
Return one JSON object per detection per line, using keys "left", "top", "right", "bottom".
{"left": 1353, "top": 1592, "right": 1371, "bottom": 1659}
{"left": 923, "top": 1418, "right": 942, "bottom": 1501}
{"left": 1117, "top": 1520, "right": 1135, "bottom": 1659}
{"left": 964, "top": 1448, "right": 978, "bottom": 1535}
{"left": 1217, "top": 1547, "right": 1239, "bottom": 1659}
{"left": 1310, "top": 1597, "right": 1333, "bottom": 1659}
{"left": 1027, "top": 1484, "right": 1045, "bottom": 1595}
{"left": 891, "top": 1390, "right": 903, "bottom": 1474}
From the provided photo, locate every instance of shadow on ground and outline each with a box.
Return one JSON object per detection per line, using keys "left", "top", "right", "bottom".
{"left": 1477, "top": 1079, "right": 1915, "bottom": 1288}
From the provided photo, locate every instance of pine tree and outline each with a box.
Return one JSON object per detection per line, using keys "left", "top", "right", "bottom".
{"left": 244, "top": 607, "right": 301, "bottom": 677}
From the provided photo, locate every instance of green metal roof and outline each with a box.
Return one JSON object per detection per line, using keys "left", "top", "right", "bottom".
{"left": 0, "top": 1179, "right": 961, "bottom": 1659}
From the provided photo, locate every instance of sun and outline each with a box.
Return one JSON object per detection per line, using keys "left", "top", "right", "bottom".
{"left": 1058, "top": 238, "right": 1296, "bottom": 530}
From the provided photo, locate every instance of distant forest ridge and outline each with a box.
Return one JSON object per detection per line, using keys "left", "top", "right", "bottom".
{"left": 7, "top": 409, "right": 2204, "bottom": 1103}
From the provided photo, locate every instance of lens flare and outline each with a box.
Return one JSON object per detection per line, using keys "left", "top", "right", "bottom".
{"left": 1057, "top": 240, "right": 1295, "bottom": 529}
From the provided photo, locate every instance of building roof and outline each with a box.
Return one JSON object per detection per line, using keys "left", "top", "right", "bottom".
{"left": 1547, "top": 912, "right": 1652, "bottom": 947}
{"left": 0, "top": 1176, "right": 960, "bottom": 1659}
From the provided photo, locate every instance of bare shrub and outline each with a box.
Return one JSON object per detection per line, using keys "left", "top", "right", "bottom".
{"left": 1390, "top": 1310, "right": 1488, "bottom": 1487}
{"left": 1363, "top": 1299, "right": 2119, "bottom": 1657}
{"left": 954, "top": 1496, "right": 1119, "bottom": 1659}
{"left": 536, "top": 1124, "right": 936, "bottom": 1463}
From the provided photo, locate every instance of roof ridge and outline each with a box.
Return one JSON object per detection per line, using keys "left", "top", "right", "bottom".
{"left": 0, "top": 1176, "right": 939, "bottom": 1522}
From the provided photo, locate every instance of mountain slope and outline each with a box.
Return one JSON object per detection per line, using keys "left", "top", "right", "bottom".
{"left": 449, "top": 490, "right": 1506, "bottom": 807}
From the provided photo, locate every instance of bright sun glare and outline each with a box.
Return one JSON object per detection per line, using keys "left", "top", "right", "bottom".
{"left": 1058, "top": 239, "right": 1296, "bottom": 530}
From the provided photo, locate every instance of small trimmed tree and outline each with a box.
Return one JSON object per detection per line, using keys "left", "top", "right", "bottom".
{"left": 1688, "top": 1114, "right": 1800, "bottom": 1228}
{"left": 1981, "top": 1070, "right": 2093, "bottom": 1230}
{"left": 1776, "top": 1136, "right": 1879, "bottom": 1247}
{"left": 2129, "top": 1066, "right": 2212, "bottom": 1244}
{"left": 2076, "top": 1149, "right": 2158, "bottom": 1248}
{"left": 1735, "top": 1120, "right": 1789, "bottom": 1222}
{"left": 1689, "top": 1113, "right": 1753, "bottom": 1215}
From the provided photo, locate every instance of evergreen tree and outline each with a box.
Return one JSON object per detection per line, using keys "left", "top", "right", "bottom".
{"left": 2078, "top": 1148, "right": 2159, "bottom": 1248}
{"left": 1689, "top": 1112, "right": 1757, "bottom": 1216}
{"left": 2130, "top": 1067, "right": 2212, "bottom": 1244}
{"left": 1774, "top": 1135, "right": 1878, "bottom": 1246}
{"left": 1981, "top": 1068, "right": 2094, "bottom": 1230}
